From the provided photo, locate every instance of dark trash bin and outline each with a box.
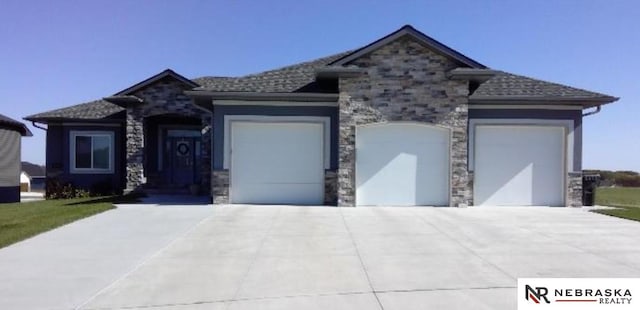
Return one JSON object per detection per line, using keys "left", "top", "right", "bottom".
{"left": 582, "top": 174, "right": 600, "bottom": 206}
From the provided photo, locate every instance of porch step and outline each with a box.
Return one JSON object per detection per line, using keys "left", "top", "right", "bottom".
{"left": 144, "top": 188, "right": 190, "bottom": 195}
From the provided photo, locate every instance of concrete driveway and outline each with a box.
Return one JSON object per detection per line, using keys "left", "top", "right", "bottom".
{"left": 2, "top": 205, "right": 639, "bottom": 310}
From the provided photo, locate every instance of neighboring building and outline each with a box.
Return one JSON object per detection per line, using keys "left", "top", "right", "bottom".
{"left": 25, "top": 25, "right": 617, "bottom": 207}
{"left": 0, "top": 114, "right": 32, "bottom": 203}
{"left": 21, "top": 162, "right": 45, "bottom": 192}
{"left": 20, "top": 171, "right": 31, "bottom": 192}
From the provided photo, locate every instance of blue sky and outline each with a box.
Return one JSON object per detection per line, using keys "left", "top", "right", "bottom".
{"left": 1, "top": 0, "right": 638, "bottom": 171}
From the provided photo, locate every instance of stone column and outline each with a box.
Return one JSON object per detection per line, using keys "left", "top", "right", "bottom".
{"left": 449, "top": 104, "right": 472, "bottom": 207}
{"left": 212, "top": 170, "right": 229, "bottom": 204}
{"left": 324, "top": 170, "right": 338, "bottom": 205}
{"left": 337, "top": 79, "right": 359, "bottom": 207}
{"left": 125, "top": 108, "right": 145, "bottom": 192}
{"left": 567, "top": 172, "right": 583, "bottom": 207}
{"left": 208, "top": 111, "right": 229, "bottom": 204}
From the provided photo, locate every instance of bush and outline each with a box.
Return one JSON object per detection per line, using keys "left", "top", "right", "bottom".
{"left": 45, "top": 178, "right": 93, "bottom": 199}
{"left": 583, "top": 169, "right": 640, "bottom": 187}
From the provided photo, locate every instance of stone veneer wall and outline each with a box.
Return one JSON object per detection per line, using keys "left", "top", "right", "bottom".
{"left": 337, "top": 36, "right": 471, "bottom": 207}
{"left": 212, "top": 170, "right": 229, "bottom": 204}
{"left": 324, "top": 170, "right": 338, "bottom": 205}
{"left": 567, "top": 172, "right": 583, "bottom": 207}
{"left": 125, "top": 78, "right": 212, "bottom": 193}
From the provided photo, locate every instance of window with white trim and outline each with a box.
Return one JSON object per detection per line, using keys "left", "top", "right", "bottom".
{"left": 70, "top": 131, "right": 114, "bottom": 173}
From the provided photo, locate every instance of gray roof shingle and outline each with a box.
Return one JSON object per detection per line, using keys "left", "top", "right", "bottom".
{"left": 24, "top": 100, "right": 124, "bottom": 122}
{"left": 26, "top": 50, "right": 617, "bottom": 122}
{"left": 192, "top": 51, "right": 352, "bottom": 92}
{"left": 471, "top": 71, "right": 616, "bottom": 102}
{"left": 0, "top": 113, "right": 32, "bottom": 136}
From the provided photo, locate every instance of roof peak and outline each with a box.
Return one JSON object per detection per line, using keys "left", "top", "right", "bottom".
{"left": 113, "top": 69, "right": 199, "bottom": 96}
{"left": 329, "top": 25, "right": 486, "bottom": 69}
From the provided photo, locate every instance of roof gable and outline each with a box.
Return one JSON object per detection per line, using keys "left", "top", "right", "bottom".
{"left": 114, "top": 69, "right": 199, "bottom": 96}
{"left": 329, "top": 25, "right": 486, "bottom": 69}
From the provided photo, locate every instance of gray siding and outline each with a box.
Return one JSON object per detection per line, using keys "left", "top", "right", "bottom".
{"left": 0, "top": 129, "right": 21, "bottom": 187}
{"left": 468, "top": 109, "right": 582, "bottom": 171}
{"left": 212, "top": 105, "right": 339, "bottom": 170}
{"left": 0, "top": 128, "right": 21, "bottom": 203}
{"left": 46, "top": 124, "right": 125, "bottom": 193}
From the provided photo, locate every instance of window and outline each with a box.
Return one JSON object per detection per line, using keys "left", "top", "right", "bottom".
{"left": 70, "top": 131, "right": 114, "bottom": 173}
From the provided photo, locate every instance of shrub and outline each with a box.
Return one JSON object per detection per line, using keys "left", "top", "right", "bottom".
{"left": 46, "top": 178, "right": 93, "bottom": 199}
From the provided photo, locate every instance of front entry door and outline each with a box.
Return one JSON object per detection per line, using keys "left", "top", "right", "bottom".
{"left": 169, "top": 137, "right": 196, "bottom": 187}
{"left": 163, "top": 129, "right": 201, "bottom": 188}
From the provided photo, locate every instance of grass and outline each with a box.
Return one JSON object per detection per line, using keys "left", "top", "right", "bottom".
{"left": 592, "top": 187, "right": 640, "bottom": 222}
{"left": 0, "top": 194, "right": 142, "bottom": 249}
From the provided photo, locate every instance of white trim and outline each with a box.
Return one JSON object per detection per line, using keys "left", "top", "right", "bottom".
{"left": 223, "top": 115, "right": 331, "bottom": 170}
{"left": 69, "top": 131, "right": 114, "bottom": 174}
{"left": 468, "top": 119, "right": 574, "bottom": 172}
{"left": 214, "top": 100, "right": 337, "bottom": 107}
{"left": 354, "top": 122, "right": 453, "bottom": 207}
{"left": 229, "top": 122, "right": 325, "bottom": 204}
{"left": 468, "top": 105, "right": 583, "bottom": 110}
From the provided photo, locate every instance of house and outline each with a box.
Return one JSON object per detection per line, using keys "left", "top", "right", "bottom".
{"left": 24, "top": 25, "right": 618, "bottom": 207}
{"left": 0, "top": 114, "right": 32, "bottom": 203}
{"left": 20, "top": 171, "right": 31, "bottom": 192}
{"left": 21, "top": 162, "right": 46, "bottom": 192}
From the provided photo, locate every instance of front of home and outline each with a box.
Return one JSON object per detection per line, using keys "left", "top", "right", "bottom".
{"left": 25, "top": 25, "right": 617, "bottom": 207}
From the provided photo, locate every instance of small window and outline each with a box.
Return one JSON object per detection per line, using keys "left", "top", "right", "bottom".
{"left": 70, "top": 131, "right": 114, "bottom": 173}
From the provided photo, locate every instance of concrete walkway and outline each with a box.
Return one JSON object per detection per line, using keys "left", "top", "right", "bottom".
{"left": 1, "top": 205, "right": 639, "bottom": 309}
{"left": 0, "top": 204, "right": 213, "bottom": 310}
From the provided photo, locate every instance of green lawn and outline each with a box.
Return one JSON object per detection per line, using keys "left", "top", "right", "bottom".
{"left": 593, "top": 187, "right": 640, "bottom": 221}
{"left": 0, "top": 195, "right": 140, "bottom": 249}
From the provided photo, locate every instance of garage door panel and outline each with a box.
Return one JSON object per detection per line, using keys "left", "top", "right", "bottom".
{"left": 233, "top": 145, "right": 322, "bottom": 184}
{"left": 356, "top": 123, "right": 450, "bottom": 206}
{"left": 232, "top": 183, "right": 323, "bottom": 205}
{"left": 474, "top": 126, "right": 564, "bottom": 206}
{"left": 231, "top": 122, "right": 324, "bottom": 205}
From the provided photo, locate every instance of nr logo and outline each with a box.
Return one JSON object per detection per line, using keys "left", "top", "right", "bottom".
{"left": 526, "top": 284, "right": 551, "bottom": 304}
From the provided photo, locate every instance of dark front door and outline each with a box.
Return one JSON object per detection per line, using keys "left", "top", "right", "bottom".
{"left": 170, "top": 137, "right": 195, "bottom": 187}
{"left": 163, "top": 129, "right": 201, "bottom": 188}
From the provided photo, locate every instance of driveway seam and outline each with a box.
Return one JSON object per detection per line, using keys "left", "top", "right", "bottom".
{"left": 339, "top": 208, "right": 385, "bottom": 310}
{"left": 514, "top": 217, "right": 640, "bottom": 273}
{"left": 83, "top": 286, "right": 517, "bottom": 310}
{"left": 225, "top": 206, "right": 284, "bottom": 310}
{"left": 410, "top": 208, "right": 518, "bottom": 281}
{"left": 75, "top": 208, "right": 217, "bottom": 310}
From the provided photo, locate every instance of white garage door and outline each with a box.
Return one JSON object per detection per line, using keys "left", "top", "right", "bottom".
{"left": 474, "top": 126, "right": 564, "bottom": 206}
{"left": 356, "top": 123, "right": 450, "bottom": 206}
{"left": 230, "top": 122, "right": 324, "bottom": 205}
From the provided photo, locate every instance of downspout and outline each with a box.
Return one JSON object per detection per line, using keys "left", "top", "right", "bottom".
{"left": 582, "top": 105, "right": 601, "bottom": 117}
{"left": 31, "top": 121, "right": 47, "bottom": 131}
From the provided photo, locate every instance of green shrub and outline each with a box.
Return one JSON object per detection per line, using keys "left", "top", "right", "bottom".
{"left": 45, "top": 178, "right": 97, "bottom": 199}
